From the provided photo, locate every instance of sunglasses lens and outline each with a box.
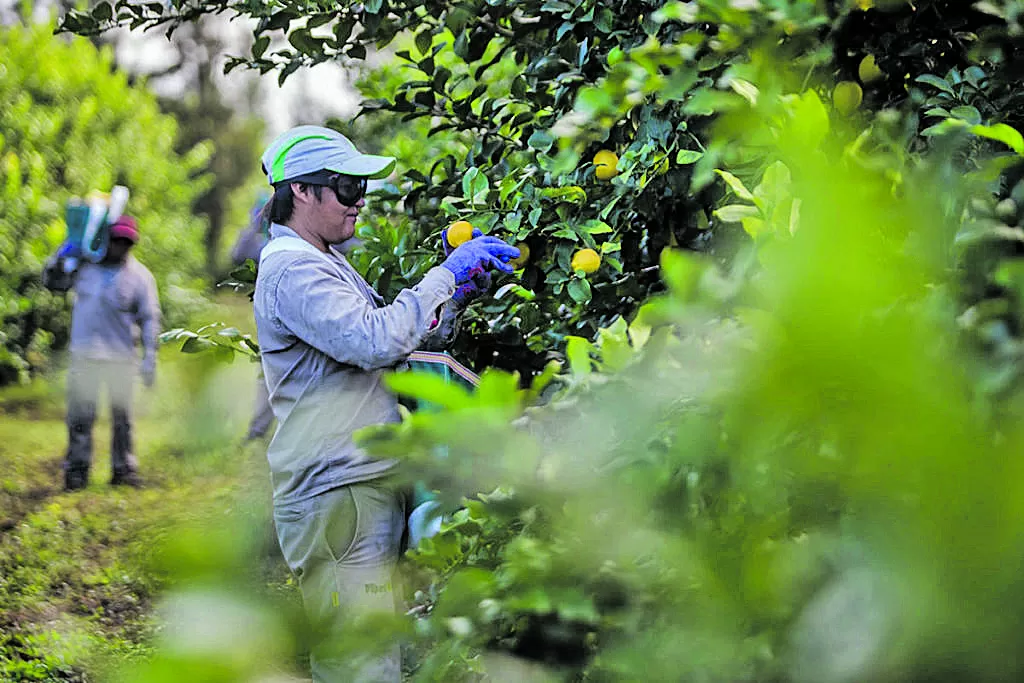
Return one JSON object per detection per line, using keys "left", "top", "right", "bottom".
{"left": 333, "top": 175, "right": 367, "bottom": 205}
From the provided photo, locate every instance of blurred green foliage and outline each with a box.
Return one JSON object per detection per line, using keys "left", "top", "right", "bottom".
{"left": 355, "top": 77, "right": 1024, "bottom": 679}
{"left": 0, "top": 21, "right": 211, "bottom": 384}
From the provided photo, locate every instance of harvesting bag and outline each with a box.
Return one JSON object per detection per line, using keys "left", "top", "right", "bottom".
{"left": 43, "top": 186, "right": 130, "bottom": 291}
{"left": 403, "top": 350, "right": 480, "bottom": 548}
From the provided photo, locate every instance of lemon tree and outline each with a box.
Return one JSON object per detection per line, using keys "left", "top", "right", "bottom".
{"left": 60, "top": 0, "right": 1024, "bottom": 382}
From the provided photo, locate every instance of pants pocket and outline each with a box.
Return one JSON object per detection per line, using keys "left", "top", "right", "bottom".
{"left": 321, "top": 487, "right": 359, "bottom": 564}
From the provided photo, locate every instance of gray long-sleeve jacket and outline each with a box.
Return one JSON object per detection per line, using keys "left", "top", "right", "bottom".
{"left": 68, "top": 256, "right": 161, "bottom": 368}
{"left": 254, "top": 224, "right": 458, "bottom": 506}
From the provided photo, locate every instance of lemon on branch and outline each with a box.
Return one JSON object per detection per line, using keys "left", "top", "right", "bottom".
{"left": 446, "top": 220, "right": 475, "bottom": 248}
{"left": 858, "top": 55, "right": 883, "bottom": 84}
{"left": 833, "top": 81, "right": 863, "bottom": 115}
{"left": 593, "top": 150, "right": 619, "bottom": 180}
{"left": 571, "top": 248, "right": 601, "bottom": 274}
{"left": 509, "top": 242, "right": 531, "bottom": 269}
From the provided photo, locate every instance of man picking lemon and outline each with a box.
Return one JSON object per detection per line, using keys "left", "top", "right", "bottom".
{"left": 253, "top": 125, "right": 518, "bottom": 682}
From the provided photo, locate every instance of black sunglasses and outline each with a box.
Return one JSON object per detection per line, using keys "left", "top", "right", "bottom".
{"left": 288, "top": 172, "right": 368, "bottom": 206}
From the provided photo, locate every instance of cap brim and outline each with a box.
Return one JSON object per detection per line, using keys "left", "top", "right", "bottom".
{"left": 329, "top": 154, "right": 396, "bottom": 179}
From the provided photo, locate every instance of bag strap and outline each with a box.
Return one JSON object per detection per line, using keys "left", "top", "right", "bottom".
{"left": 408, "top": 350, "right": 480, "bottom": 387}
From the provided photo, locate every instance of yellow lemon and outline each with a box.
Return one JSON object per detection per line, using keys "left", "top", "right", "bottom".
{"left": 571, "top": 248, "right": 601, "bottom": 274}
{"left": 833, "top": 81, "right": 863, "bottom": 115}
{"left": 858, "top": 55, "right": 883, "bottom": 84}
{"left": 593, "top": 150, "right": 619, "bottom": 180}
{"left": 446, "top": 220, "right": 474, "bottom": 248}
{"left": 509, "top": 242, "right": 531, "bottom": 269}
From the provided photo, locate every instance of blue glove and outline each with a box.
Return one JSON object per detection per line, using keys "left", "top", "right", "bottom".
{"left": 452, "top": 267, "right": 492, "bottom": 307}
{"left": 441, "top": 236, "right": 520, "bottom": 284}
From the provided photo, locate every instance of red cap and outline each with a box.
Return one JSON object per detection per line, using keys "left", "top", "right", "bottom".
{"left": 109, "top": 215, "right": 139, "bottom": 243}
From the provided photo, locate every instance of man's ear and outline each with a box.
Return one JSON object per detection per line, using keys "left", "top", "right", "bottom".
{"left": 290, "top": 182, "right": 310, "bottom": 204}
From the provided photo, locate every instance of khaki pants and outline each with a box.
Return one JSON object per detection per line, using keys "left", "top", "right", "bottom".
{"left": 274, "top": 483, "right": 407, "bottom": 682}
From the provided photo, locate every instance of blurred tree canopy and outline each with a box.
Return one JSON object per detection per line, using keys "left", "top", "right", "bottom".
{"left": 128, "top": 18, "right": 267, "bottom": 277}
{"left": 0, "top": 21, "right": 211, "bottom": 384}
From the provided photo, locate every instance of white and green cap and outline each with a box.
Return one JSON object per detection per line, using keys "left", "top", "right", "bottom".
{"left": 261, "top": 125, "right": 396, "bottom": 185}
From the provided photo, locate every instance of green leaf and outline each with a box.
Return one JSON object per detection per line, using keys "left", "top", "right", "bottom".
{"left": 675, "top": 149, "right": 703, "bottom": 165}
{"left": 728, "top": 78, "right": 759, "bottom": 105}
{"left": 785, "top": 89, "right": 829, "bottom": 150}
{"left": 575, "top": 86, "right": 613, "bottom": 117}
{"left": 527, "top": 129, "right": 555, "bottom": 153}
{"left": 93, "top": 2, "right": 112, "bottom": 21}
{"left": 386, "top": 371, "right": 473, "bottom": 410}
{"left": 741, "top": 216, "right": 768, "bottom": 239}
{"left": 654, "top": 1, "right": 697, "bottom": 22}
{"left": 581, "top": 219, "right": 612, "bottom": 234}
{"left": 950, "top": 105, "right": 982, "bottom": 125}
{"left": 714, "top": 204, "right": 760, "bottom": 223}
{"left": 415, "top": 29, "right": 432, "bottom": 56}
{"left": 970, "top": 123, "right": 1024, "bottom": 154}
{"left": 660, "top": 248, "right": 702, "bottom": 300}
{"left": 252, "top": 36, "right": 270, "bottom": 59}
{"left": 180, "top": 336, "right": 214, "bottom": 353}
{"left": 539, "top": 186, "right": 586, "bottom": 204}
{"left": 565, "top": 336, "right": 594, "bottom": 375}
{"left": 754, "top": 161, "right": 792, "bottom": 210}
{"left": 915, "top": 74, "right": 955, "bottom": 96}
{"left": 494, "top": 283, "right": 536, "bottom": 300}
{"left": 461, "top": 167, "right": 489, "bottom": 204}
{"left": 715, "top": 170, "right": 754, "bottom": 201}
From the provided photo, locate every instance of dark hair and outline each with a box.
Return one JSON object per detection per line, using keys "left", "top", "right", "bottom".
{"left": 261, "top": 181, "right": 325, "bottom": 225}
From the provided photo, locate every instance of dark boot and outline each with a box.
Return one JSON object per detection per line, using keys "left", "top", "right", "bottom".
{"left": 110, "top": 470, "right": 143, "bottom": 488}
{"left": 64, "top": 467, "right": 89, "bottom": 492}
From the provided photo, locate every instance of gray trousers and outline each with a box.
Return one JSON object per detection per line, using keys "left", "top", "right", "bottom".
{"left": 273, "top": 482, "right": 407, "bottom": 682}
{"left": 65, "top": 357, "right": 138, "bottom": 478}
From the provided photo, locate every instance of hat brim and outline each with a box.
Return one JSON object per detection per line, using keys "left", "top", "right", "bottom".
{"left": 109, "top": 228, "right": 139, "bottom": 244}
{"left": 327, "top": 154, "right": 396, "bottom": 179}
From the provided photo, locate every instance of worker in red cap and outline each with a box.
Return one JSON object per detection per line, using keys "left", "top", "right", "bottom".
{"left": 63, "top": 215, "right": 161, "bottom": 491}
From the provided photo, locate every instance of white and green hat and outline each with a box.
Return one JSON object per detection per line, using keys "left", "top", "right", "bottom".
{"left": 261, "top": 125, "right": 396, "bottom": 185}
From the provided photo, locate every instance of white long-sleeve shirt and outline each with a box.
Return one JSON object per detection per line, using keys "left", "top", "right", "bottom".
{"left": 254, "top": 224, "right": 457, "bottom": 506}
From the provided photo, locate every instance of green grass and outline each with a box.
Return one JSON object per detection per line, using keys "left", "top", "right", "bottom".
{"left": 0, "top": 301, "right": 301, "bottom": 682}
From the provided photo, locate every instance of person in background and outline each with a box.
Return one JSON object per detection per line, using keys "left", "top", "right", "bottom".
{"left": 61, "top": 215, "right": 160, "bottom": 491}
{"left": 230, "top": 194, "right": 275, "bottom": 442}
{"left": 253, "top": 125, "right": 517, "bottom": 681}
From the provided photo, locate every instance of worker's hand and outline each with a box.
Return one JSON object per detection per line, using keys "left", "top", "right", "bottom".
{"left": 140, "top": 358, "right": 156, "bottom": 388}
{"left": 441, "top": 236, "right": 519, "bottom": 284}
{"left": 451, "top": 267, "right": 492, "bottom": 307}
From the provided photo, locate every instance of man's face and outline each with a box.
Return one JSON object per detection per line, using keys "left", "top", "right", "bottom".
{"left": 296, "top": 182, "right": 366, "bottom": 244}
{"left": 104, "top": 238, "right": 133, "bottom": 264}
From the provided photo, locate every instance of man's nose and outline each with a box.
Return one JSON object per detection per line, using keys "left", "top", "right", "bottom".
{"left": 356, "top": 197, "right": 366, "bottom": 208}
